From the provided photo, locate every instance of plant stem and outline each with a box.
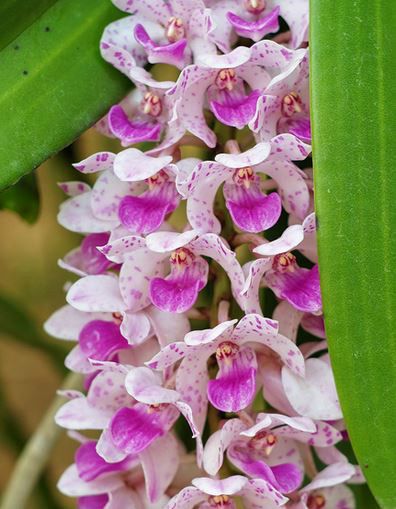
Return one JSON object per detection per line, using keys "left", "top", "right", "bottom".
{"left": 0, "top": 372, "right": 81, "bottom": 509}
{"left": 0, "top": 386, "right": 64, "bottom": 509}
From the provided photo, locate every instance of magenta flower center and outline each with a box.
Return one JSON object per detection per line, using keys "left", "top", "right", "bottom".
{"left": 272, "top": 252, "right": 297, "bottom": 273}
{"left": 249, "top": 430, "right": 277, "bottom": 455}
{"left": 141, "top": 92, "right": 163, "bottom": 117}
{"left": 215, "top": 69, "right": 238, "bottom": 91}
{"left": 146, "top": 169, "right": 169, "bottom": 189}
{"left": 233, "top": 166, "right": 255, "bottom": 189}
{"left": 208, "top": 494, "right": 233, "bottom": 507}
{"left": 244, "top": 0, "right": 266, "bottom": 14}
{"left": 169, "top": 247, "right": 195, "bottom": 267}
{"left": 216, "top": 341, "right": 240, "bottom": 362}
{"left": 307, "top": 493, "right": 326, "bottom": 509}
{"left": 166, "top": 16, "right": 186, "bottom": 42}
{"left": 282, "top": 91, "right": 303, "bottom": 117}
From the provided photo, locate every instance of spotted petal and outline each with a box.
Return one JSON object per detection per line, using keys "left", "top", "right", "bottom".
{"left": 185, "top": 161, "right": 233, "bottom": 234}
{"left": 241, "top": 477, "right": 288, "bottom": 507}
{"left": 44, "top": 305, "right": 110, "bottom": 341}
{"left": 67, "top": 275, "right": 127, "bottom": 313}
{"left": 124, "top": 366, "right": 179, "bottom": 404}
{"left": 73, "top": 152, "right": 116, "bottom": 174}
{"left": 190, "top": 233, "right": 245, "bottom": 304}
{"left": 113, "top": 148, "right": 172, "bottom": 181}
{"left": 282, "top": 358, "right": 343, "bottom": 420}
{"left": 58, "top": 192, "right": 118, "bottom": 234}
{"left": 165, "top": 486, "right": 207, "bottom": 509}
{"left": 253, "top": 225, "right": 304, "bottom": 256}
{"left": 233, "top": 314, "right": 305, "bottom": 377}
{"left": 301, "top": 462, "right": 356, "bottom": 493}
{"left": 176, "top": 350, "right": 211, "bottom": 434}
{"left": 119, "top": 248, "right": 167, "bottom": 311}
{"left": 100, "top": 15, "right": 153, "bottom": 75}
{"left": 256, "top": 159, "right": 310, "bottom": 221}
{"left": 203, "top": 418, "right": 247, "bottom": 476}
{"left": 141, "top": 433, "right": 180, "bottom": 503}
{"left": 228, "top": 443, "right": 302, "bottom": 494}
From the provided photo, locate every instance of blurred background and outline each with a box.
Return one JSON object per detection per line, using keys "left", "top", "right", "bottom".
{"left": 0, "top": 129, "right": 118, "bottom": 508}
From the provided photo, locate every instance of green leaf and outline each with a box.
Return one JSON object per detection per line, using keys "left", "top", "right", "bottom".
{"left": 0, "top": 172, "right": 40, "bottom": 223}
{"left": 0, "top": 0, "right": 57, "bottom": 50}
{"left": 336, "top": 442, "right": 380, "bottom": 509}
{"left": 311, "top": 1, "right": 396, "bottom": 507}
{"left": 0, "top": 0, "right": 130, "bottom": 191}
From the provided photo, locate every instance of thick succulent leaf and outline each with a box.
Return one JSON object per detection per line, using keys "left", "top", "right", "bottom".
{"left": 0, "top": 0, "right": 57, "bottom": 50}
{"left": 0, "top": 0, "right": 130, "bottom": 190}
{"left": 311, "top": 1, "right": 396, "bottom": 508}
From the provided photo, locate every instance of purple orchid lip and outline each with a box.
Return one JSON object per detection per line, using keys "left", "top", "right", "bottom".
{"left": 118, "top": 180, "right": 179, "bottom": 234}
{"left": 228, "top": 442, "right": 303, "bottom": 494}
{"left": 149, "top": 254, "right": 208, "bottom": 313}
{"left": 78, "top": 494, "right": 109, "bottom": 509}
{"left": 108, "top": 105, "right": 162, "bottom": 145}
{"left": 109, "top": 403, "right": 179, "bottom": 455}
{"left": 149, "top": 275, "right": 202, "bottom": 314}
{"left": 80, "top": 233, "right": 113, "bottom": 274}
{"left": 288, "top": 117, "right": 312, "bottom": 143}
{"left": 79, "top": 320, "right": 129, "bottom": 361}
{"left": 110, "top": 406, "right": 167, "bottom": 454}
{"left": 210, "top": 89, "right": 261, "bottom": 129}
{"left": 208, "top": 344, "right": 257, "bottom": 412}
{"left": 134, "top": 24, "right": 188, "bottom": 68}
{"left": 224, "top": 181, "right": 282, "bottom": 233}
{"left": 226, "top": 7, "right": 280, "bottom": 42}
{"left": 266, "top": 263, "right": 322, "bottom": 313}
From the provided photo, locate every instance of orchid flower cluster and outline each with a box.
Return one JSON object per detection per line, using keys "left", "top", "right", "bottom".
{"left": 45, "top": 1, "right": 365, "bottom": 508}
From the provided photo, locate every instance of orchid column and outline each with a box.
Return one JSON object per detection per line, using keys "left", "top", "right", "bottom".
{"left": 45, "top": 0, "right": 367, "bottom": 507}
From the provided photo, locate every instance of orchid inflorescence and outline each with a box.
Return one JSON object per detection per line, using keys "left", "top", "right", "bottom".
{"left": 46, "top": 1, "right": 365, "bottom": 508}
